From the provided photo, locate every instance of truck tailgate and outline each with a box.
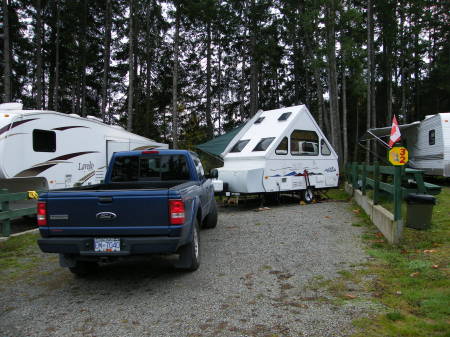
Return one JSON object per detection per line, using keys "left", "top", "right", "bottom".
{"left": 44, "top": 190, "right": 172, "bottom": 236}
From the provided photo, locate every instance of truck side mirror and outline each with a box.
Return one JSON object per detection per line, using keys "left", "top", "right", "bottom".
{"left": 210, "top": 168, "right": 218, "bottom": 179}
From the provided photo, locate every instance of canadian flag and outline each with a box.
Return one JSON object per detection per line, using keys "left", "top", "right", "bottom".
{"left": 389, "top": 115, "right": 401, "bottom": 148}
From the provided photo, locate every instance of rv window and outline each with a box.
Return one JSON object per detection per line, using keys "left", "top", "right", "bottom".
{"left": 321, "top": 139, "right": 331, "bottom": 156}
{"left": 253, "top": 137, "right": 275, "bottom": 152}
{"left": 230, "top": 139, "right": 250, "bottom": 153}
{"left": 255, "top": 117, "right": 265, "bottom": 124}
{"left": 429, "top": 130, "right": 435, "bottom": 145}
{"left": 275, "top": 137, "right": 288, "bottom": 155}
{"left": 290, "top": 130, "right": 319, "bottom": 156}
{"left": 33, "top": 129, "right": 56, "bottom": 152}
{"left": 278, "top": 112, "right": 292, "bottom": 121}
{"left": 111, "top": 155, "right": 190, "bottom": 182}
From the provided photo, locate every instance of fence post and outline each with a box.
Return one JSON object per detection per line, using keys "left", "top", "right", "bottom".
{"left": 352, "top": 163, "right": 358, "bottom": 188}
{"left": 373, "top": 162, "right": 380, "bottom": 205}
{"left": 393, "top": 165, "right": 402, "bottom": 221}
{"left": 1, "top": 200, "right": 11, "bottom": 237}
{"left": 362, "top": 163, "right": 367, "bottom": 195}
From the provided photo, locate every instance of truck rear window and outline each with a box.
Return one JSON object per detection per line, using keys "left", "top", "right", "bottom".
{"left": 111, "top": 155, "right": 190, "bottom": 182}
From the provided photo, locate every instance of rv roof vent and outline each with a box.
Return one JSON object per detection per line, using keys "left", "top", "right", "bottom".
{"left": 87, "top": 115, "right": 103, "bottom": 122}
{"left": 255, "top": 117, "right": 265, "bottom": 124}
{"left": 0, "top": 102, "right": 23, "bottom": 110}
{"left": 278, "top": 112, "right": 292, "bottom": 121}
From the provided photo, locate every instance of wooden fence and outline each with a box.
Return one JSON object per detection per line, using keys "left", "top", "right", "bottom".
{"left": 0, "top": 189, "right": 40, "bottom": 237}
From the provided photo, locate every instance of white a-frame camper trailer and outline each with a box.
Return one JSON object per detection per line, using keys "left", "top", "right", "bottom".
{"left": 362, "top": 113, "right": 450, "bottom": 177}
{"left": 215, "top": 105, "right": 339, "bottom": 199}
{"left": 0, "top": 103, "right": 167, "bottom": 192}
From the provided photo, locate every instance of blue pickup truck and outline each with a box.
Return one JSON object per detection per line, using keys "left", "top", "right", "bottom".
{"left": 37, "top": 149, "right": 218, "bottom": 275}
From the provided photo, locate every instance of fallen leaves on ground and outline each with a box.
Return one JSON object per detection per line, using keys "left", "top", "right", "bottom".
{"left": 352, "top": 209, "right": 361, "bottom": 214}
{"left": 344, "top": 294, "right": 357, "bottom": 299}
{"left": 410, "top": 272, "right": 420, "bottom": 277}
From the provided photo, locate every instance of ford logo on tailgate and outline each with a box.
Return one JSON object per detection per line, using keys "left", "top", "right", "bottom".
{"left": 96, "top": 212, "right": 117, "bottom": 221}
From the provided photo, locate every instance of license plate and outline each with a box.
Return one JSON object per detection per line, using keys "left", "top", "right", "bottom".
{"left": 94, "top": 238, "right": 120, "bottom": 252}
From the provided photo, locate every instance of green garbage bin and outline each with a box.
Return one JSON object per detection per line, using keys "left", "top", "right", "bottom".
{"left": 405, "top": 194, "right": 436, "bottom": 230}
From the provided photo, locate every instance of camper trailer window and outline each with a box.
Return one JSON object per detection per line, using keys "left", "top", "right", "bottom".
{"left": 278, "top": 112, "right": 292, "bottom": 121}
{"left": 33, "top": 129, "right": 56, "bottom": 152}
{"left": 321, "top": 139, "right": 331, "bottom": 156}
{"left": 275, "top": 137, "right": 288, "bottom": 155}
{"left": 255, "top": 117, "right": 265, "bottom": 124}
{"left": 253, "top": 137, "right": 275, "bottom": 152}
{"left": 230, "top": 139, "right": 250, "bottom": 153}
{"left": 290, "top": 130, "right": 319, "bottom": 156}
{"left": 429, "top": 130, "right": 435, "bottom": 145}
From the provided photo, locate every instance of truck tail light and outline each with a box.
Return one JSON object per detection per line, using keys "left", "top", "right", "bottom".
{"left": 142, "top": 150, "right": 159, "bottom": 154}
{"left": 37, "top": 201, "right": 47, "bottom": 226}
{"left": 169, "top": 199, "right": 185, "bottom": 225}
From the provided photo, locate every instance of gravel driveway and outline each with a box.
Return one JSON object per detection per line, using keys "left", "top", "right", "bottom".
{"left": 0, "top": 200, "right": 373, "bottom": 337}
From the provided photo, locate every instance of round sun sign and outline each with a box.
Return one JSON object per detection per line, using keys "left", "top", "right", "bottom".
{"left": 388, "top": 146, "right": 408, "bottom": 166}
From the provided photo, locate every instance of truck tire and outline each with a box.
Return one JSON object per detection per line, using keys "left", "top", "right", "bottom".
{"left": 202, "top": 199, "right": 218, "bottom": 229}
{"left": 302, "top": 188, "right": 315, "bottom": 204}
{"left": 69, "top": 261, "right": 98, "bottom": 277}
{"left": 176, "top": 220, "right": 200, "bottom": 271}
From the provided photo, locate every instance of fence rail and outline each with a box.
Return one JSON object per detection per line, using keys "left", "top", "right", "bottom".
{"left": 0, "top": 189, "right": 40, "bottom": 237}
{"left": 345, "top": 163, "right": 441, "bottom": 221}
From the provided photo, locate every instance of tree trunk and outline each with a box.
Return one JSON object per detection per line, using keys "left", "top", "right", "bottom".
{"left": 366, "top": 0, "right": 374, "bottom": 163}
{"left": 249, "top": 0, "right": 258, "bottom": 116}
{"left": 326, "top": 0, "right": 342, "bottom": 161}
{"left": 127, "top": 0, "right": 134, "bottom": 131}
{"left": 53, "top": 0, "right": 60, "bottom": 111}
{"left": 101, "top": 0, "right": 112, "bottom": 122}
{"left": 205, "top": 21, "right": 213, "bottom": 139}
{"left": 80, "top": 0, "right": 87, "bottom": 117}
{"left": 217, "top": 34, "right": 222, "bottom": 134}
{"left": 35, "top": 0, "right": 43, "bottom": 109}
{"left": 2, "top": 0, "right": 11, "bottom": 102}
{"left": 171, "top": 5, "right": 180, "bottom": 148}
{"left": 342, "top": 68, "right": 348, "bottom": 165}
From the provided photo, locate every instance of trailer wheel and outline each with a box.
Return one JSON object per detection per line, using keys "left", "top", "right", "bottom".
{"left": 176, "top": 220, "right": 200, "bottom": 271}
{"left": 302, "top": 188, "right": 315, "bottom": 204}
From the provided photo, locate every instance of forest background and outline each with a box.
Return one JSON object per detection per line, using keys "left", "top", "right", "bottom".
{"left": 1, "top": 0, "right": 449, "bottom": 165}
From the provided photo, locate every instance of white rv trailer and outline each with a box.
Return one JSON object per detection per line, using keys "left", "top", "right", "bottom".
{"left": 216, "top": 105, "right": 339, "bottom": 198}
{"left": 362, "top": 113, "right": 450, "bottom": 177}
{"left": 0, "top": 102, "right": 168, "bottom": 192}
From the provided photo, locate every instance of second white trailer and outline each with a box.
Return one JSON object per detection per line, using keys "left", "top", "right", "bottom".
{"left": 216, "top": 105, "right": 339, "bottom": 198}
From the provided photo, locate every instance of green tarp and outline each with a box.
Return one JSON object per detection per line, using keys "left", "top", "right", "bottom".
{"left": 195, "top": 124, "right": 244, "bottom": 158}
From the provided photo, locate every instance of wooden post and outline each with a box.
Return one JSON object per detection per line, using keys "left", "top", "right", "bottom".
{"left": 373, "top": 161, "right": 380, "bottom": 204}
{"left": 1, "top": 199, "right": 11, "bottom": 237}
{"left": 362, "top": 163, "right": 367, "bottom": 195}
{"left": 393, "top": 165, "right": 402, "bottom": 221}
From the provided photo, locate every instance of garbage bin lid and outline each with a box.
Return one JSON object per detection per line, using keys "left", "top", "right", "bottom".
{"left": 405, "top": 193, "right": 436, "bottom": 205}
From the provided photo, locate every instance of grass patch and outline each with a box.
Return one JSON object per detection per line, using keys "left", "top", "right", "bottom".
{"left": 0, "top": 233, "right": 42, "bottom": 282}
{"left": 325, "top": 188, "right": 350, "bottom": 201}
{"left": 351, "top": 187, "right": 450, "bottom": 337}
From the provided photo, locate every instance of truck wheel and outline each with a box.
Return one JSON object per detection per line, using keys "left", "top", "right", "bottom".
{"left": 69, "top": 261, "right": 98, "bottom": 277}
{"left": 176, "top": 220, "right": 200, "bottom": 271}
{"left": 202, "top": 199, "right": 218, "bottom": 229}
{"left": 302, "top": 188, "right": 315, "bottom": 204}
